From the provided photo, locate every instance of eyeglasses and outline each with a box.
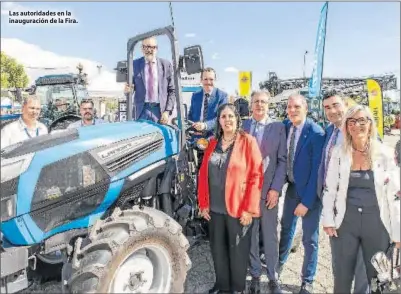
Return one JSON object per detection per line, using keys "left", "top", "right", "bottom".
{"left": 253, "top": 99, "right": 268, "bottom": 104}
{"left": 143, "top": 45, "right": 157, "bottom": 50}
{"left": 346, "top": 117, "right": 371, "bottom": 126}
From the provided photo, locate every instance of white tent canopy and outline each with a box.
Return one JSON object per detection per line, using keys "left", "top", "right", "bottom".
{"left": 1, "top": 97, "right": 12, "bottom": 106}
{"left": 1, "top": 38, "right": 124, "bottom": 98}
{"left": 88, "top": 90, "right": 124, "bottom": 98}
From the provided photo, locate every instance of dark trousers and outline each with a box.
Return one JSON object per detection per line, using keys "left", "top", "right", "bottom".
{"left": 353, "top": 247, "right": 370, "bottom": 293}
{"left": 139, "top": 103, "right": 161, "bottom": 122}
{"left": 278, "top": 183, "right": 322, "bottom": 284}
{"left": 332, "top": 246, "right": 369, "bottom": 293}
{"left": 249, "top": 201, "right": 279, "bottom": 280}
{"left": 330, "top": 204, "right": 390, "bottom": 293}
{"left": 209, "top": 211, "right": 253, "bottom": 292}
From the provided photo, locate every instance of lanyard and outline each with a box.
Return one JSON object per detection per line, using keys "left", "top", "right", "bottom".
{"left": 24, "top": 127, "right": 39, "bottom": 138}
{"left": 20, "top": 119, "right": 39, "bottom": 138}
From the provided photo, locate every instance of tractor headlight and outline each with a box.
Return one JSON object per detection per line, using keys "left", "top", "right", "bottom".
{"left": 1, "top": 153, "right": 34, "bottom": 183}
{"left": 196, "top": 138, "right": 209, "bottom": 151}
{"left": 0, "top": 194, "right": 16, "bottom": 222}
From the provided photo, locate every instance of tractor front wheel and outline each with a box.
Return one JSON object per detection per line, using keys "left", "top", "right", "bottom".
{"left": 63, "top": 206, "right": 191, "bottom": 293}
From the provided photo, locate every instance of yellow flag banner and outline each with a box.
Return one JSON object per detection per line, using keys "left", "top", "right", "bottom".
{"left": 366, "top": 79, "right": 384, "bottom": 139}
{"left": 238, "top": 71, "right": 252, "bottom": 98}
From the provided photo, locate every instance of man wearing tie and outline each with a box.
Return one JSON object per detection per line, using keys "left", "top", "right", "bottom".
{"left": 188, "top": 67, "right": 228, "bottom": 138}
{"left": 317, "top": 92, "right": 369, "bottom": 294}
{"left": 244, "top": 90, "right": 287, "bottom": 294}
{"left": 125, "top": 37, "right": 175, "bottom": 124}
{"left": 278, "top": 94, "right": 325, "bottom": 294}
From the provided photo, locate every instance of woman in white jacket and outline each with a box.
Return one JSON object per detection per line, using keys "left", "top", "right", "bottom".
{"left": 322, "top": 105, "right": 400, "bottom": 293}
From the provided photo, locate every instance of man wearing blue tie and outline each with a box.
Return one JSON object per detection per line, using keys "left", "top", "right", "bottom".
{"left": 317, "top": 92, "right": 369, "bottom": 294}
{"left": 278, "top": 94, "right": 325, "bottom": 294}
{"left": 187, "top": 67, "right": 228, "bottom": 138}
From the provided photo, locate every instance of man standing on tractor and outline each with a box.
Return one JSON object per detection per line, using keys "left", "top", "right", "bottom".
{"left": 67, "top": 99, "right": 107, "bottom": 128}
{"left": 188, "top": 67, "right": 228, "bottom": 138}
{"left": 1, "top": 95, "right": 48, "bottom": 149}
{"left": 124, "top": 37, "right": 175, "bottom": 125}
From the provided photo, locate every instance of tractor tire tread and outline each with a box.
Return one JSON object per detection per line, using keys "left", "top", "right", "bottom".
{"left": 65, "top": 205, "right": 190, "bottom": 293}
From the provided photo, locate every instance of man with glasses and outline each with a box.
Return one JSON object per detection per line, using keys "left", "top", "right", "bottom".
{"left": 316, "top": 92, "right": 369, "bottom": 294}
{"left": 67, "top": 99, "right": 106, "bottom": 129}
{"left": 188, "top": 67, "right": 228, "bottom": 138}
{"left": 244, "top": 90, "right": 287, "bottom": 294}
{"left": 124, "top": 37, "right": 175, "bottom": 124}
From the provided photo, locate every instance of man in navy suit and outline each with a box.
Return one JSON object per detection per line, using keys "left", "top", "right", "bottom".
{"left": 278, "top": 94, "right": 325, "bottom": 294}
{"left": 125, "top": 37, "right": 175, "bottom": 123}
{"left": 188, "top": 67, "right": 228, "bottom": 138}
{"left": 243, "top": 90, "right": 287, "bottom": 294}
{"left": 317, "top": 92, "right": 369, "bottom": 294}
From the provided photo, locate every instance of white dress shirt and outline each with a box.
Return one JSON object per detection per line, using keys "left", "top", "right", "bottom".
{"left": 1, "top": 118, "right": 48, "bottom": 149}
{"left": 144, "top": 59, "right": 159, "bottom": 103}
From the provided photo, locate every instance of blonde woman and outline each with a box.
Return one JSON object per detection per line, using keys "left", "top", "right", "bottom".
{"left": 322, "top": 105, "right": 400, "bottom": 293}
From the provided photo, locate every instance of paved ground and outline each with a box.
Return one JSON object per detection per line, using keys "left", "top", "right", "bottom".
{"left": 23, "top": 132, "right": 400, "bottom": 294}
{"left": 185, "top": 233, "right": 334, "bottom": 294}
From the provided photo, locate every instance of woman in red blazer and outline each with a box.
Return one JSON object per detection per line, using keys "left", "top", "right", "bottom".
{"left": 198, "top": 103, "right": 264, "bottom": 294}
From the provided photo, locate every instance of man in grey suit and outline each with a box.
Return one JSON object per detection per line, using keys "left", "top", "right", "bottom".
{"left": 124, "top": 37, "right": 175, "bottom": 124}
{"left": 243, "top": 90, "right": 287, "bottom": 294}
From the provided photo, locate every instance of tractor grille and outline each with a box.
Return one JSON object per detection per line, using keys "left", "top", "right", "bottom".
{"left": 30, "top": 181, "right": 110, "bottom": 232}
{"left": 30, "top": 151, "right": 110, "bottom": 232}
{"left": 2, "top": 129, "right": 79, "bottom": 159}
{"left": 106, "top": 139, "right": 163, "bottom": 173}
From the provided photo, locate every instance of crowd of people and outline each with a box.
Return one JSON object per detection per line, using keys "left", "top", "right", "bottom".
{"left": 196, "top": 90, "right": 400, "bottom": 294}
{"left": 1, "top": 37, "right": 400, "bottom": 294}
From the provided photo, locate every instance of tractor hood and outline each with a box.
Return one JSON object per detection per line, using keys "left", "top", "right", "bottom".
{"left": 0, "top": 121, "right": 179, "bottom": 228}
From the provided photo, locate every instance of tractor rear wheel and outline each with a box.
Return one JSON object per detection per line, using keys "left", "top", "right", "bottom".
{"left": 63, "top": 206, "right": 191, "bottom": 293}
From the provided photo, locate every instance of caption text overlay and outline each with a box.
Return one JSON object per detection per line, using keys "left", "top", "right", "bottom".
{"left": 7, "top": 10, "right": 78, "bottom": 26}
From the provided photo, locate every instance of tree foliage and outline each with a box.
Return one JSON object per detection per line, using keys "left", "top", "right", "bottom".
{"left": 0, "top": 51, "right": 29, "bottom": 89}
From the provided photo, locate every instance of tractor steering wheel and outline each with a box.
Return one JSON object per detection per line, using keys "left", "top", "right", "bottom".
{"left": 170, "top": 118, "right": 207, "bottom": 138}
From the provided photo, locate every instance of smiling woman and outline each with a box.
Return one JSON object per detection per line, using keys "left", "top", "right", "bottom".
{"left": 322, "top": 104, "right": 400, "bottom": 293}
{"left": 197, "top": 103, "right": 264, "bottom": 294}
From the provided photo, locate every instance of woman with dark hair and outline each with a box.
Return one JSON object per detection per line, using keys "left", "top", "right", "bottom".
{"left": 198, "top": 103, "right": 264, "bottom": 294}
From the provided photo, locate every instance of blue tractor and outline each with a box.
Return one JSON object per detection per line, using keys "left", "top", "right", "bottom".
{"left": 1, "top": 27, "right": 207, "bottom": 293}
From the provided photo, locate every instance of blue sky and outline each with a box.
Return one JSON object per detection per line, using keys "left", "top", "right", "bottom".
{"left": 1, "top": 1, "right": 400, "bottom": 94}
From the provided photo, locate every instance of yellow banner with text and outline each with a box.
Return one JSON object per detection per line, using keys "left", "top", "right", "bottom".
{"left": 366, "top": 79, "right": 384, "bottom": 139}
{"left": 238, "top": 71, "right": 252, "bottom": 98}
